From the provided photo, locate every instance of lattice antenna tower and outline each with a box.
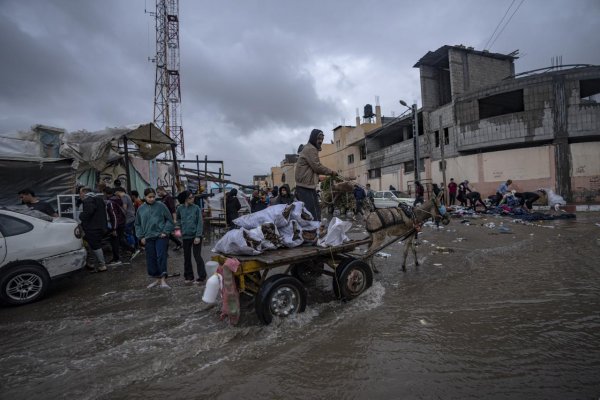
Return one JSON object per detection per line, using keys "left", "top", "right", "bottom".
{"left": 153, "top": 0, "right": 184, "bottom": 156}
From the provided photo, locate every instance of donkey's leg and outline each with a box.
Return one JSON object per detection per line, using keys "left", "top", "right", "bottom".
{"left": 366, "top": 231, "right": 386, "bottom": 274}
{"left": 411, "top": 232, "right": 419, "bottom": 266}
{"left": 402, "top": 235, "right": 411, "bottom": 271}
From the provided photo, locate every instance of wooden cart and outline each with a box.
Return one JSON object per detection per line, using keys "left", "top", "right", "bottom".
{"left": 212, "top": 238, "right": 373, "bottom": 324}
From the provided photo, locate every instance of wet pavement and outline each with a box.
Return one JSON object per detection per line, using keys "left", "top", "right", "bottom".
{"left": 1, "top": 213, "right": 600, "bottom": 399}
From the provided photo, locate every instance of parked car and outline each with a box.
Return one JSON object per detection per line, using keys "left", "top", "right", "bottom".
{"left": 0, "top": 206, "right": 86, "bottom": 306}
{"left": 372, "top": 190, "right": 415, "bottom": 208}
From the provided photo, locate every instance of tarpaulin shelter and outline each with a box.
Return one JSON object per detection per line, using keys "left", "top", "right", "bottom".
{"left": 0, "top": 123, "right": 176, "bottom": 207}
{"left": 0, "top": 125, "right": 74, "bottom": 207}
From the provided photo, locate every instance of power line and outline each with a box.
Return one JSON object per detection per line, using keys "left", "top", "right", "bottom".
{"left": 489, "top": 0, "right": 526, "bottom": 51}
{"left": 484, "top": 0, "right": 517, "bottom": 50}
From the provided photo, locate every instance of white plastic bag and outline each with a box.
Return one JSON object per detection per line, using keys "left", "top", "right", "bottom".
{"left": 233, "top": 204, "right": 293, "bottom": 228}
{"left": 278, "top": 220, "right": 304, "bottom": 248}
{"left": 317, "top": 217, "right": 352, "bottom": 247}
{"left": 289, "top": 201, "right": 315, "bottom": 227}
{"left": 211, "top": 228, "right": 263, "bottom": 255}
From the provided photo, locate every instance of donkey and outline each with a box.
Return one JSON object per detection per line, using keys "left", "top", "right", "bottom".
{"left": 364, "top": 193, "right": 446, "bottom": 272}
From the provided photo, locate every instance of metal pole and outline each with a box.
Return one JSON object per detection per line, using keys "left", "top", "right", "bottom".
{"left": 123, "top": 136, "right": 132, "bottom": 193}
{"left": 439, "top": 115, "right": 447, "bottom": 205}
{"left": 412, "top": 104, "right": 420, "bottom": 182}
{"left": 196, "top": 155, "right": 201, "bottom": 190}
{"left": 171, "top": 143, "right": 181, "bottom": 193}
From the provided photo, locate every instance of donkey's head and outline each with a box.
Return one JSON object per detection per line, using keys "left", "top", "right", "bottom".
{"left": 418, "top": 192, "right": 449, "bottom": 225}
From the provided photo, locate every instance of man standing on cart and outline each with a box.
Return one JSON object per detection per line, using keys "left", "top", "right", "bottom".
{"left": 295, "top": 129, "right": 337, "bottom": 220}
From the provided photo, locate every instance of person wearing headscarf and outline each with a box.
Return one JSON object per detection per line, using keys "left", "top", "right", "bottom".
{"left": 225, "top": 188, "right": 241, "bottom": 227}
{"left": 294, "top": 129, "right": 337, "bottom": 220}
{"left": 271, "top": 184, "right": 294, "bottom": 205}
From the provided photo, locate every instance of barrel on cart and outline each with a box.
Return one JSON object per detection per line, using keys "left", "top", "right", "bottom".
{"left": 212, "top": 238, "right": 373, "bottom": 324}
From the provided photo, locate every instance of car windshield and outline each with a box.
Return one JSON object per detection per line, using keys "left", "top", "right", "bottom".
{"left": 392, "top": 191, "right": 411, "bottom": 198}
{"left": 1, "top": 206, "right": 54, "bottom": 222}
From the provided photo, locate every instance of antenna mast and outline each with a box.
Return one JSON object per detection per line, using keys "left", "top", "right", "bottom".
{"left": 153, "top": 0, "right": 184, "bottom": 157}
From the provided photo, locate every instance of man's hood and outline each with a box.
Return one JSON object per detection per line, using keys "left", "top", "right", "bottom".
{"left": 308, "top": 129, "right": 323, "bottom": 150}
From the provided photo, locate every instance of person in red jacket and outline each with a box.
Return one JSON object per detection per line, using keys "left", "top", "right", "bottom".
{"left": 447, "top": 178, "right": 458, "bottom": 205}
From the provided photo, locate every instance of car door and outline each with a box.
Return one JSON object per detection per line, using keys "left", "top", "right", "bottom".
{"left": 382, "top": 191, "right": 395, "bottom": 208}
{"left": 0, "top": 229, "right": 6, "bottom": 265}
{"left": 373, "top": 191, "right": 384, "bottom": 208}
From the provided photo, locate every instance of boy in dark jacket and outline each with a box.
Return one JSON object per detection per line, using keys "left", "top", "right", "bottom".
{"left": 104, "top": 187, "right": 133, "bottom": 266}
{"left": 79, "top": 187, "right": 108, "bottom": 272}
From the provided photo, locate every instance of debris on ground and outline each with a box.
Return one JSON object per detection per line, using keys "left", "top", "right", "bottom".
{"left": 376, "top": 252, "right": 391, "bottom": 258}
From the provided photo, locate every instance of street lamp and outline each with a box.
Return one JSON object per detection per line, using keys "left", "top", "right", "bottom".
{"left": 400, "top": 100, "right": 420, "bottom": 181}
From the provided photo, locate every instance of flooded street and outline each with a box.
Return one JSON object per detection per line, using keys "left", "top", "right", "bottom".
{"left": 1, "top": 213, "right": 600, "bottom": 399}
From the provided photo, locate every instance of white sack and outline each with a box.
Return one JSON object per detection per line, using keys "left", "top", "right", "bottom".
{"left": 211, "top": 228, "right": 263, "bottom": 255}
{"left": 278, "top": 220, "right": 304, "bottom": 248}
{"left": 289, "top": 201, "right": 315, "bottom": 227}
{"left": 317, "top": 217, "right": 352, "bottom": 247}
{"left": 233, "top": 203, "right": 292, "bottom": 228}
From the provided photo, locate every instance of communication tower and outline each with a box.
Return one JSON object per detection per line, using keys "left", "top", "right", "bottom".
{"left": 153, "top": 0, "right": 184, "bottom": 156}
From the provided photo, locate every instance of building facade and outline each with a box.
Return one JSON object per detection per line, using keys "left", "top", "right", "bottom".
{"left": 367, "top": 45, "right": 600, "bottom": 201}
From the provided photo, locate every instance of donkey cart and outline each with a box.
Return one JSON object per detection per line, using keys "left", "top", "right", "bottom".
{"left": 212, "top": 238, "right": 373, "bottom": 324}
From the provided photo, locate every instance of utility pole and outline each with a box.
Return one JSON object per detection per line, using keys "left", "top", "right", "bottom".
{"left": 439, "top": 115, "right": 447, "bottom": 204}
{"left": 412, "top": 103, "right": 420, "bottom": 182}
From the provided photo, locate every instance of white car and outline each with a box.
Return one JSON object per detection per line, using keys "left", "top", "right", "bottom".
{"left": 0, "top": 206, "right": 87, "bottom": 306}
{"left": 372, "top": 190, "right": 416, "bottom": 208}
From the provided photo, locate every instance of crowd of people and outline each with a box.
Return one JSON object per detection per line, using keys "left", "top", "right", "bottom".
{"left": 14, "top": 128, "right": 565, "bottom": 289}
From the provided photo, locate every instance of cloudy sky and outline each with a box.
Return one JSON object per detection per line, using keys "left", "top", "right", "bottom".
{"left": 1, "top": 0, "right": 599, "bottom": 183}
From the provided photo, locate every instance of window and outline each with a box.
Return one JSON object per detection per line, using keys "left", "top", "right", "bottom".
{"left": 281, "top": 173, "right": 286, "bottom": 183}
{"left": 383, "top": 192, "right": 393, "bottom": 199}
{"left": 347, "top": 154, "right": 354, "bottom": 164}
{"left": 580, "top": 78, "right": 600, "bottom": 102}
{"left": 478, "top": 89, "right": 524, "bottom": 119}
{"left": 336, "top": 140, "right": 341, "bottom": 149}
{"left": 373, "top": 191, "right": 383, "bottom": 199}
{"left": 439, "top": 160, "right": 446, "bottom": 171}
{"left": 444, "top": 127, "right": 449, "bottom": 145}
{"left": 359, "top": 145, "right": 367, "bottom": 160}
{"left": 0, "top": 215, "right": 34, "bottom": 237}
{"left": 368, "top": 168, "right": 381, "bottom": 179}
{"left": 434, "top": 130, "right": 440, "bottom": 147}
{"left": 404, "top": 160, "right": 414, "bottom": 174}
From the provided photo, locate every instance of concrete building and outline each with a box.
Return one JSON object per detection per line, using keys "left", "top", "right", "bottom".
{"left": 366, "top": 45, "right": 600, "bottom": 201}
{"left": 270, "top": 154, "right": 299, "bottom": 188}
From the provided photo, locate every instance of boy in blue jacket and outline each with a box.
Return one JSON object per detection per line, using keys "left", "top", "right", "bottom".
{"left": 135, "top": 188, "right": 174, "bottom": 289}
{"left": 176, "top": 191, "right": 206, "bottom": 284}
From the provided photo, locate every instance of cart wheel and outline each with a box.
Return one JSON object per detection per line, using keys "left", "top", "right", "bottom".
{"left": 290, "top": 261, "right": 324, "bottom": 284}
{"left": 255, "top": 274, "right": 307, "bottom": 325}
{"left": 333, "top": 259, "right": 373, "bottom": 300}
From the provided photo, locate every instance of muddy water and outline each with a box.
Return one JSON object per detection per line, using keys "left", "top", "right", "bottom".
{"left": 1, "top": 214, "right": 600, "bottom": 399}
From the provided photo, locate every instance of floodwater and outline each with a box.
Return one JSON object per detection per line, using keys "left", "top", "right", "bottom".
{"left": 1, "top": 213, "right": 600, "bottom": 399}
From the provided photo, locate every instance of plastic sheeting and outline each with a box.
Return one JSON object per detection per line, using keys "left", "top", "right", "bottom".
{"left": 61, "top": 123, "right": 175, "bottom": 171}
{"left": 0, "top": 158, "right": 76, "bottom": 208}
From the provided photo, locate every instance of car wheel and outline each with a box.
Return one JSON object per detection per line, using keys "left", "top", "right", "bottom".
{"left": 0, "top": 263, "right": 51, "bottom": 306}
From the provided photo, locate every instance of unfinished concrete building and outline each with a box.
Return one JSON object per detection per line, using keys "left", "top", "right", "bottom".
{"left": 366, "top": 45, "right": 600, "bottom": 202}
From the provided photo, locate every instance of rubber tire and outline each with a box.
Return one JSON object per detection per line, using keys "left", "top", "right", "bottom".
{"left": 441, "top": 215, "right": 450, "bottom": 225}
{"left": 255, "top": 274, "right": 307, "bottom": 325}
{"left": 333, "top": 259, "right": 373, "bottom": 301}
{"left": 0, "top": 263, "right": 51, "bottom": 306}
{"left": 290, "top": 261, "right": 324, "bottom": 284}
